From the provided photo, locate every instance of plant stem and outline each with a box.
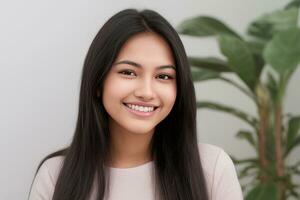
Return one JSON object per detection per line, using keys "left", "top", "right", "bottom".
{"left": 275, "top": 72, "right": 292, "bottom": 200}
{"left": 275, "top": 104, "right": 285, "bottom": 199}
{"left": 255, "top": 83, "right": 269, "bottom": 182}
{"left": 258, "top": 103, "right": 268, "bottom": 182}
{"left": 275, "top": 105, "right": 284, "bottom": 176}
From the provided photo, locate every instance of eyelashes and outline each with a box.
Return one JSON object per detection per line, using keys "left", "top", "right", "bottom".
{"left": 157, "top": 74, "right": 174, "bottom": 80}
{"left": 118, "top": 70, "right": 175, "bottom": 80}
{"left": 119, "top": 70, "right": 135, "bottom": 76}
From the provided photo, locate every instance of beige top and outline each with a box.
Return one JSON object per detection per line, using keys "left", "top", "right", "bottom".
{"left": 29, "top": 143, "right": 243, "bottom": 200}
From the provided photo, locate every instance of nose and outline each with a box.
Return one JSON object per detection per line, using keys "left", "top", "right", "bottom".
{"left": 134, "top": 77, "right": 155, "bottom": 100}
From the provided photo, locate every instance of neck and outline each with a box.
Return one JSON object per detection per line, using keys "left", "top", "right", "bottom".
{"left": 106, "top": 119, "right": 155, "bottom": 168}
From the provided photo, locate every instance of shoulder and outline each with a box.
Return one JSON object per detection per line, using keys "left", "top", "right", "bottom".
{"left": 197, "top": 142, "right": 232, "bottom": 171}
{"left": 29, "top": 156, "right": 65, "bottom": 200}
{"left": 197, "top": 142, "right": 233, "bottom": 181}
{"left": 40, "top": 156, "right": 65, "bottom": 182}
{"left": 197, "top": 143, "right": 243, "bottom": 200}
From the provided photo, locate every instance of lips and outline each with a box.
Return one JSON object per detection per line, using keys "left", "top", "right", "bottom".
{"left": 123, "top": 101, "right": 159, "bottom": 108}
{"left": 123, "top": 103, "right": 159, "bottom": 110}
{"left": 122, "top": 102, "right": 160, "bottom": 118}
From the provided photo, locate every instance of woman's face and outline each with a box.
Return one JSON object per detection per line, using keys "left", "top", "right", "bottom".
{"left": 102, "top": 32, "right": 177, "bottom": 135}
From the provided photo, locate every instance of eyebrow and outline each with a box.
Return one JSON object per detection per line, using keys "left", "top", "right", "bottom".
{"left": 113, "top": 60, "right": 176, "bottom": 71}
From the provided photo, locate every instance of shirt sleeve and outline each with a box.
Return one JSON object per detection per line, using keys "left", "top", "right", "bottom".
{"left": 211, "top": 149, "right": 244, "bottom": 200}
{"left": 28, "top": 160, "right": 55, "bottom": 200}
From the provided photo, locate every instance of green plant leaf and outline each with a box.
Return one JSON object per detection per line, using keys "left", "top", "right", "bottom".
{"left": 253, "top": 55, "right": 265, "bottom": 79}
{"left": 263, "top": 28, "right": 300, "bottom": 75}
{"left": 246, "top": 40, "right": 266, "bottom": 55}
{"left": 176, "top": 16, "right": 241, "bottom": 38}
{"left": 196, "top": 101, "right": 258, "bottom": 128}
{"left": 289, "top": 189, "right": 300, "bottom": 199}
{"left": 266, "top": 72, "right": 278, "bottom": 103}
{"left": 247, "top": 8, "right": 298, "bottom": 40}
{"left": 218, "top": 77, "right": 256, "bottom": 101}
{"left": 238, "top": 163, "right": 259, "bottom": 180}
{"left": 218, "top": 35, "right": 258, "bottom": 90}
{"left": 285, "top": 136, "right": 300, "bottom": 158}
{"left": 285, "top": 0, "right": 300, "bottom": 10}
{"left": 233, "top": 157, "right": 259, "bottom": 180}
{"left": 236, "top": 130, "right": 256, "bottom": 148}
{"left": 189, "top": 57, "right": 256, "bottom": 100}
{"left": 188, "top": 56, "right": 232, "bottom": 72}
{"left": 231, "top": 157, "right": 258, "bottom": 165}
{"left": 245, "top": 183, "right": 278, "bottom": 200}
{"left": 285, "top": 116, "right": 300, "bottom": 156}
{"left": 191, "top": 67, "right": 220, "bottom": 82}
{"left": 246, "top": 40, "right": 266, "bottom": 78}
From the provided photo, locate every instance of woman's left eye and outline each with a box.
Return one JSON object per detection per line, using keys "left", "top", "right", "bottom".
{"left": 157, "top": 74, "right": 173, "bottom": 80}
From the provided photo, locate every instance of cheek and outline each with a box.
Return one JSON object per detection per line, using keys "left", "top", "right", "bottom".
{"left": 158, "top": 84, "right": 177, "bottom": 108}
{"left": 103, "top": 76, "right": 129, "bottom": 101}
{"left": 102, "top": 77, "right": 119, "bottom": 110}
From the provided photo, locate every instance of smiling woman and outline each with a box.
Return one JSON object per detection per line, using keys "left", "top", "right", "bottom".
{"left": 102, "top": 32, "right": 177, "bottom": 146}
{"left": 28, "top": 8, "right": 243, "bottom": 200}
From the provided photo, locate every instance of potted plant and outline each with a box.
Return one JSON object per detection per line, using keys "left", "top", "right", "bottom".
{"left": 176, "top": 0, "right": 300, "bottom": 199}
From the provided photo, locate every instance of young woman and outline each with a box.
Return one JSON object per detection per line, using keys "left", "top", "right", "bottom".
{"left": 28, "top": 8, "right": 243, "bottom": 200}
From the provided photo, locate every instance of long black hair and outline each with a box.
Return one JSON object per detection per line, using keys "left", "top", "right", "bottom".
{"left": 29, "top": 8, "right": 209, "bottom": 200}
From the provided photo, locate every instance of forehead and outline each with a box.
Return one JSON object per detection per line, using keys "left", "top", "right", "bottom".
{"left": 114, "top": 32, "right": 175, "bottom": 67}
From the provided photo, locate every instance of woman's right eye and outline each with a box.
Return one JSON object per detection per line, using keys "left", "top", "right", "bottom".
{"left": 118, "top": 70, "right": 136, "bottom": 76}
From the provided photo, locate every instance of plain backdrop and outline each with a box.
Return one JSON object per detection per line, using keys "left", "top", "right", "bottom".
{"left": 0, "top": 0, "right": 299, "bottom": 199}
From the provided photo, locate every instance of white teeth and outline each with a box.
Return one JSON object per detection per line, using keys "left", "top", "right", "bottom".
{"left": 125, "top": 103, "right": 155, "bottom": 112}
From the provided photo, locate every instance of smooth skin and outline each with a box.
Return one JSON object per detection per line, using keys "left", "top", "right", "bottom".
{"left": 102, "top": 32, "right": 177, "bottom": 168}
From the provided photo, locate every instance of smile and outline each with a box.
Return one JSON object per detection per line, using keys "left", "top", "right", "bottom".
{"left": 123, "top": 103, "right": 159, "bottom": 117}
{"left": 124, "top": 103, "right": 157, "bottom": 112}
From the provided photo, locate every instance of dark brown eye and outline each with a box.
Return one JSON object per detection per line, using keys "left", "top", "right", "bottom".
{"left": 119, "top": 70, "right": 136, "bottom": 76}
{"left": 157, "top": 74, "right": 173, "bottom": 80}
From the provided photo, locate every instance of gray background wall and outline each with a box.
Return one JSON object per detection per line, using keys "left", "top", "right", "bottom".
{"left": 0, "top": 0, "right": 298, "bottom": 199}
